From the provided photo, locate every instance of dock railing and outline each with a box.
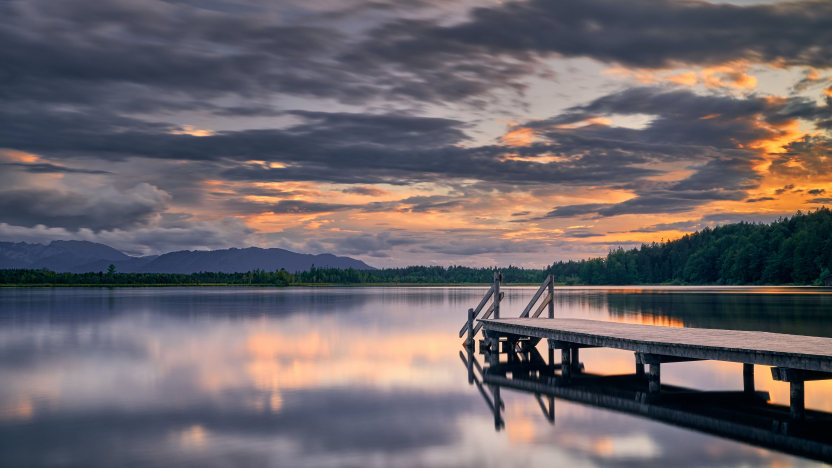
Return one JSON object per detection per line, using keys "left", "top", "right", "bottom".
{"left": 460, "top": 271, "right": 503, "bottom": 347}
{"left": 518, "top": 274, "right": 554, "bottom": 319}
{"left": 461, "top": 273, "right": 556, "bottom": 348}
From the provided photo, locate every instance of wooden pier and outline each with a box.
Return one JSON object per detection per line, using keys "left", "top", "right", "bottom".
{"left": 460, "top": 272, "right": 832, "bottom": 447}
{"left": 480, "top": 317, "right": 832, "bottom": 419}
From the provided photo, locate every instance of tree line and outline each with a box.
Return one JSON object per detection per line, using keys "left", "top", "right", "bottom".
{"left": 2, "top": 208, "right": 831, "bottom": 286}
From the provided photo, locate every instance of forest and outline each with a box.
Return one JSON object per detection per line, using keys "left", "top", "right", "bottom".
{"left": 2, "top": 208, "right": 831, "bottom": 286}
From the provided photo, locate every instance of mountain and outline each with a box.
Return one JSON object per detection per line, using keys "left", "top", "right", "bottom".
{"left": 0, "top": 240, "right": 135, "bottom": 272}
{"left": 135, "top": 247, "right": 374, "bottom": 273}
{"left": 0, "top": 241, "right": 374, "bottom": 273}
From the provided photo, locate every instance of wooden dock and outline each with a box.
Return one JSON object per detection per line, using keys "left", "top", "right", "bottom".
{"left": 460, "top": 273, "right": 832, "bottom": 428}
{"left": 478, "top": 317, "right": 832, "bottom": 420}
{"left": 480, "top": 318, "right": 832, "bottom": 372}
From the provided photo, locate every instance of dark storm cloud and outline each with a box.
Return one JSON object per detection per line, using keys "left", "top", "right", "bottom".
{"left": 0, "top": 184, "right": 170, "bottom": 231}
{"left": 326, "top": 231, "right": 421, "bottom": 257}
{"left": 530, "top": 87, "right": 832, "bottom": 150}
{"left": 630, "top": 212, "right": 788, "bottom": 233}
{"left": 0, "top": 106, "right": 662, "bottom": 187}
{"left": 341, "top": 186, "right": 390, "bottom": 196}
{"left": 5, "top": 0, "right": 831, "bottom": 115}
{"left": 366, "top": 0, "right": 832, "bottom": 73}
{"left": 222, "top": 199, "right": 354, "bottom": 215}
{"left": 542, "top": 153, "right": 760, "bottom": 218}
{"left": 0, "top": 162, "right": 112, "bottom": 175}
{"left": 544, "top": 203, "right": 613, "bottom": 219}
{"left": 566, "top": 231, "right": 604, "bottom": 238}
{"left": 775, "top": 185, "right": 796, "bottom": 195}
{"left": 769, "top": 136, "right": 832, "bottom": 178}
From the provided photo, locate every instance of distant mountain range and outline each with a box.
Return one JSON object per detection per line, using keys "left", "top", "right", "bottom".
{"left": 0, "top": 240, "right": 375, "bottom": 273}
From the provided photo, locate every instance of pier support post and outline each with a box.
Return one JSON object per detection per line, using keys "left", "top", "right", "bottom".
{"left": 493, "top": 385, "right": 502, "bottom": 430}
{"left": 743, "top": 363, "right": 755, "bottom": 394}
{"left": 547, "top": 274, "right": 555, "bottom": 319}
{"left": 572, "top": 347, "right": 581, "bottom": 374}
{"left": 493, "top": 271, "right": 501, "bottom": 319}
{"left": 790, "top": 380, "right": 805, "bottom": 420}
{"left": 466, "top": 308, "right": 474, "bottom": 349}
{"left": 561, "top": 347, "right": 571, "bottom": 379}
{"left": 467, "top": 347, "right": 474, "bottom": 385}
{"left": 548, "top": 348, "right": 555, "bottom": 368}
{"left": 636, "top": 362, "right": 645, "bottom": 377}
{"left": 648, "top": 363, "right": 661, "bottom": 393}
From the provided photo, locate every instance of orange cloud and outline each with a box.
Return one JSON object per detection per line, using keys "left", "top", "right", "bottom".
{"left": 667, "top": 71, "right": 698, "bottom": 86}
{"left": 501, "top": 127, "right": 538, "bottom": 146}
{"left": 700, "top": 61, "right": 757, "bottom": 90}
{"left": 169, "top": 125, "right": 215, "bottom": 137}
{"left": 1, "top": 149, "right": 39, "bottom": 163}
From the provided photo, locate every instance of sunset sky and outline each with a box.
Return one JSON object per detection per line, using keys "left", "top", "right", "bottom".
{"left": 1, "top": 0, "right": 831, "bottom": 267}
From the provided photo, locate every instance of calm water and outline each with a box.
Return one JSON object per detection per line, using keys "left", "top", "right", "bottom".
{"left": 2, "top": 286, "right": 832, "bottom": 467}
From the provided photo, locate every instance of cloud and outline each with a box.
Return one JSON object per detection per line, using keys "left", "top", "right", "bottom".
{"left": 364, "top": 0, "right": 832, "bottom": 76}
{"left": 746, "top": 197, "right": 775, "bottom": 203}
{"left": 341, "top": 186, "right": 390, "bottom": 196}
{"left": 0, "top": 183, "right": 171, "bottom": 231}
{"left": 0, "top": 217, "right": 255, "bottom": 256}
{"left": 808, "top": 189, "right": 826, "bottom": 195}
{"left": 775, "top": 185, "right": 795, "bottom": 195}
{"left": 0, "top": 162, "right": 112, "bottom": 174}
{"left": 544, "top": 203, "right": 612, "bottom": 219}
{"left": 630, "top": 212, "right": 790, "bottom": 233}
{"left": 326, "top": 231, "right": 420, "bottom": 257}
{"left": 223, "top": 199, "right": 354, "bottom": 215}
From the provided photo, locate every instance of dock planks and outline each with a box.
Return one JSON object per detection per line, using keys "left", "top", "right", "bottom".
{"left": 480, "top": 318, "right": 832, "bottom": 372}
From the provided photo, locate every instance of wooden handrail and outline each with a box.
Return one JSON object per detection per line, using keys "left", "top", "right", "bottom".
{"left": 531, "top": 293, "right": 553, "bottom": 318}
{"left": 472, "top": 292, "right": 504, "bottom": 336}
{"left": 519, "top": 275, "right": 552, "bottom": 318}
{"left": 458, "top": 283, "right": 496, "bottom": 338}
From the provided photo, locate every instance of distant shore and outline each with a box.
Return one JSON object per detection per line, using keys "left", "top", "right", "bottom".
{"left": 2, "top": 283, "right": 827, "bottom": 288}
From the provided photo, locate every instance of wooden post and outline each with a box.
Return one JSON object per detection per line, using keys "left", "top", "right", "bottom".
{"left": 487, "top": 331, "right": 500, "bottom": 367}
{"left": 493, "top": 271, "right": 501, "bottom": 319}
{"left": 791, "top": 380, "right": 805, "bottom": 420}
{"left": 636, "top": 353, "right": 645, "bottom": 377}
{"left": 493, "top": 385, "right": 502, "bottom": 430}
{"left": 467, "top": 346, "right": 474, "bottom": 385}
{"left": 648, "top": 363, "right": 660, "bottom": 393}
{"left": 549, "top": 348, "right": 555, "bottom": 368}
{"left": 547, "top": 395, "right": 555, "bottom": 424}
{"left": 466, "top": 308, "right": 474, "bottom": 348}
{"left": 743, "top": 363, "right": 754, "bottom": 394}
{"left": 561, "top": 347, "right": 571, "bottom": 379}
{"left": 547, "top": 274, "right": 554, "bottom": 318}
{"left": 572, "top": 347, "right": 581, "bottom": 374}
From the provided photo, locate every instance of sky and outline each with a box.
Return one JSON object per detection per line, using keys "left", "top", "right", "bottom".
{"left": 0, "top": 0, "right": 831, "bottom": 268}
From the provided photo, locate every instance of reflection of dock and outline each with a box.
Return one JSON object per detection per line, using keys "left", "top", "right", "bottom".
{"left": 461, "top": 346, "right": 832, "bottom": 463}
{"left": 459, "top": 273, "right": 832, "bottom": 463}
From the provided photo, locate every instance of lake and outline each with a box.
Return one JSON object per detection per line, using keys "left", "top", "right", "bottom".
{"left": 2, "top": 286, "right": 832, "bottom": 467}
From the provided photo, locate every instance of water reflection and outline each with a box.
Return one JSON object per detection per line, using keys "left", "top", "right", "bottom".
{"left": 1, "top": 286, "right": 831, "bottom": 467}
{"left": 465, "top": 343, "right": 832, "bottom": 464}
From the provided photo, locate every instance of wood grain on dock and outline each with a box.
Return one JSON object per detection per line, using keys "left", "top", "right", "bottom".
{"left": 480, "top": 318, "right": 832, "bottom": 372}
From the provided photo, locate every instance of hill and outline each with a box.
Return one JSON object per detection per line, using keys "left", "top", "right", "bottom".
{"left": 0, "top": 241, "right": 374, "bottom": 273}
{"left": 136, "top": 247, "right": 374, "bottom": 273}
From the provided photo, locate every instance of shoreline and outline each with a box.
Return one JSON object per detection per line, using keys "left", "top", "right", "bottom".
{"left": 1, "top": 283, "right": 827, "bottom": 288}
